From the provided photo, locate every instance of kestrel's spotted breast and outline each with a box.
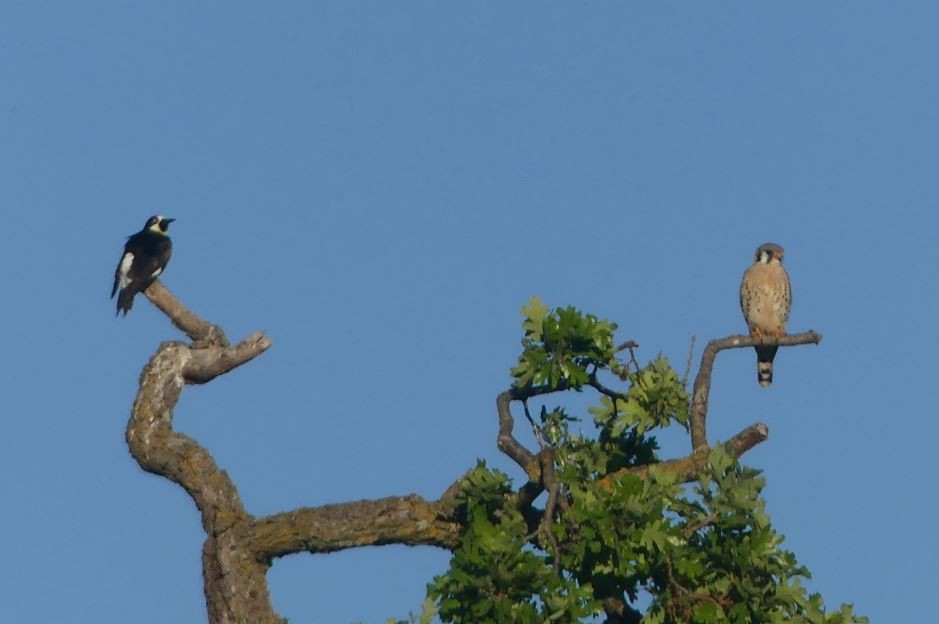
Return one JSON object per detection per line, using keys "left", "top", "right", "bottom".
{"left": 740, "top": 263, "right": 791, "bottom": 336}
{"left": 740, "top": 243, "right": 792, "bottom": 386}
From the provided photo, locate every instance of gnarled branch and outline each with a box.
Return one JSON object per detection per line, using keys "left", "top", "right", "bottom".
{"left": 127, "top": 286, "right": 276, "bottom": 623}
{"left": 251, "top": 496, "right": 461, "bottom": 561}
{"left": 497, "top": 390, "right": 540, "bottom": 479}
{"left": 127, "top": 283, "right": 464, "bottom": 624}
{"left": 689, "top": 331, "right": 821, "bottom": 451}
{"left": 144, "top": 281, "right": 229, "bottom": 346}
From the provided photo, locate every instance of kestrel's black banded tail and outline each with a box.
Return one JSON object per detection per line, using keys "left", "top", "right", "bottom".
{"left": 112, "top": 215, "right": 174, "bottom": 316}
{"left": 755, "top": 345, "right": 778, "bottom": 387}
{"left": 739, "top": 242, "right": 792, "bottom": 387}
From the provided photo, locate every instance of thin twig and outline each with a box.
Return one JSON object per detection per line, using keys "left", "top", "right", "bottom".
{"left": 614, "top": 340, "right": 639, "bottom": 353}
{"left": 627, "top": 344, "right": 641, "bottom": 375}
{"left": 538, "top": 448, "right": 562, "bottom": 569}
{"left": 682, "top": 335, "right": 697, "bottom": 387}
{"left": 588, "top": 373, "right": 628, "bottom": 401}
{"left": 522, "top": 399, "right": 546, "bottom": 449}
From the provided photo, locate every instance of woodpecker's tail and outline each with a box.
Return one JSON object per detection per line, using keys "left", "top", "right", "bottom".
{"left": 755, "top": 345, "right": 778, "bottom": 387}
{"left": 116, "top": 288, "right": 135, "bottom": 316}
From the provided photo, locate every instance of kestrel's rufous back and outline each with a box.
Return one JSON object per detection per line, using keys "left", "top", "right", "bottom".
{"left": 740, "top": 242, "right": 792, "bottom": 387}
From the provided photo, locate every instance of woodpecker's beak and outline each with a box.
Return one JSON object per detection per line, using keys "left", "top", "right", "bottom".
{"left": 163, "top": 218, "right": 176, "bottom": 224}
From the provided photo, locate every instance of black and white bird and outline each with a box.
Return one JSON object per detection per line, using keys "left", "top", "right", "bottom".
{"left": 111, "top": 215, "right": 175, "bottom": 316}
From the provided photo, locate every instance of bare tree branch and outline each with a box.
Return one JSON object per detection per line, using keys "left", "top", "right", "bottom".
{"left": 682, "top": 334, "right": 697, "bottom": 387}
{"left": 182, "top": 332, "right": 270, "bottom": 384}
{"left": 127, "top": 286, "right": 465, "bottom": 624}
{"left": 689, "top": 331, "right": 821, "bottom": 452}
{"left": 497, "top": 390, "right": 540, "bottom": 480}
{"left": 127, "top": 338, "right": 278, "bottom": 623}
{"left": 537, "top": 447, "right": 562, "bottom": 568}
{"left": 588, "top": 373, "right": 628, "bottom": 401}
{"left": 144, "top": 280, "right": 229, "bottom": 346}
{"left": 614, "top": 340, "right": 639, "bottom": 353}
{"left": 251, "top": 497, "right": 461, "bottom": 560}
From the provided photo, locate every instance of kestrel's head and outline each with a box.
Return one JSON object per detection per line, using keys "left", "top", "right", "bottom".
{"left": 145, "top": 214, "right": 175, "bottom": 235}
{"left": 754, "top": 242, "right": 784, "bottom": 264}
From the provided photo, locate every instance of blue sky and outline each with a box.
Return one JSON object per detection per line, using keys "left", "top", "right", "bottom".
{"left": 1, "top": 2, "right": 935, "bottom": 622}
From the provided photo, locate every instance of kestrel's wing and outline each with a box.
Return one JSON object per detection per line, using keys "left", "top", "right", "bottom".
{"left": 779, "top": 267, "right": 792, "bottom": 325}
{"left": 740, "top": 266, "right": 756, "bottom": 331}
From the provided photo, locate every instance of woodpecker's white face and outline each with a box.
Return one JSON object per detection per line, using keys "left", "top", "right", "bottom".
{"left": 145, "top": 214, "right": 174, "bottom": 235}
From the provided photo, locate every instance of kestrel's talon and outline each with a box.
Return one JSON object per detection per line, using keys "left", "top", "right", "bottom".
{"left": 739, "top": 243, "right": 792, "bottom": 388}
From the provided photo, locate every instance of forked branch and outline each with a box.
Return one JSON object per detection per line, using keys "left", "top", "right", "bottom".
{"left": 495, "top": 331, "right": 821, "bottom": 511}
{"left": 689, "top": 331, "right": 822, "bottom": 451}
{"left": 126, "top": 282, "right": 464, "bottom": 624}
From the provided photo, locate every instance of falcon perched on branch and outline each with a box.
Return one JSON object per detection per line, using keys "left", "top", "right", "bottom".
{"left": 112, "top": 215, "right": 175, "bottom": 316}
{"left": 740, "top": 242, "right": 791, "bottom": 387}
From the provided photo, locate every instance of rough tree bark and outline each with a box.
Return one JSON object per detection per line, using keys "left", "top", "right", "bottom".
{"left": 124, "top": 281, "right": 820, "bottom": 624}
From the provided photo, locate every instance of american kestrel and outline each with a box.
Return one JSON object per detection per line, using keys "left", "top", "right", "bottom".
{"left": 740, "top": 242, "right": 791, "bottom": 387}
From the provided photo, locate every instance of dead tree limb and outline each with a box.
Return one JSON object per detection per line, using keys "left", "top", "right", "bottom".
{"left": 128, "top": 284, "right": 274, "bottom": 623}
{"left": 688, "top": 331, "right": 822, "bottom": 451}
{"left": 126, "top": 282, "right": 463, "bottom": 624}
{"left": 251, "top": 497, "right": 461, "bottom": 560}
{"left": 145, "top": 281, "right": 228, "bottom": 346}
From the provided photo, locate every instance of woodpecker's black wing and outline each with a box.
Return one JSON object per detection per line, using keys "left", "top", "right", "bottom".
{"left": 111, "top": 242, "right": 132, "bottom": 300}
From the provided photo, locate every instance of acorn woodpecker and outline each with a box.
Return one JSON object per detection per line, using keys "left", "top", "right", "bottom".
{"left": 111, "top": 215, "right": 175, "bottom": 316}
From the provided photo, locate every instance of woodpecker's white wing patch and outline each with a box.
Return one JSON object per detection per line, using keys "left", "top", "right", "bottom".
{"left": 150, "top": 266, "right": 163, "bottom": 278}
{"left": 118, "top": 252, "right": 134, "bottom": 289}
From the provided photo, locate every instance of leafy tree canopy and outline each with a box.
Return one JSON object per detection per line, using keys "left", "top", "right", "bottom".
{"left": 420, "top": 298, "right": 864, "bottom": 624}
